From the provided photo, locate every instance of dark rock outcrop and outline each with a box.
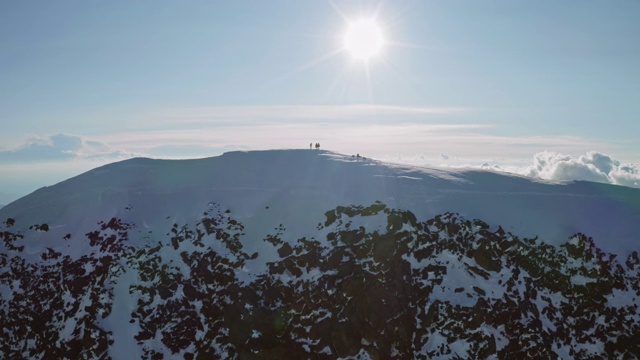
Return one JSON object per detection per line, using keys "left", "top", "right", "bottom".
{"left": 1, "top": 202, "right": 639, "bottom": 359}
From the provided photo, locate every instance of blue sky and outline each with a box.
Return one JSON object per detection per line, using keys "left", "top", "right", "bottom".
{"left": 2, "top": 0, "right": 640, "bottom": 203}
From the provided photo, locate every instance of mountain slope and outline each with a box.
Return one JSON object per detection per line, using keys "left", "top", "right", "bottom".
{"left": 1, "top": 150, "right": 639, "bottom": 359}
{"left": 3, "top": 150, "right": 640, "bottom": 256}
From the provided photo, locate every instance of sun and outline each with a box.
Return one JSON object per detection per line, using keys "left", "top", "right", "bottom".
{"left": 343, "top": 18, "right": 385, "bottom": 61}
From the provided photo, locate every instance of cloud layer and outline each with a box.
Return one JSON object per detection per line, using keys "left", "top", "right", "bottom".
{"left": 383, "top": 151, "right": 640, "bottom": 189}
{"left": 523, "top": 151, "right": 640, "bottom": 188}
{"left": 143, "top": 104, "right": 469, "bottom": 127}
{"left": 0, "top": 134, "right": 133, "bottom": 163}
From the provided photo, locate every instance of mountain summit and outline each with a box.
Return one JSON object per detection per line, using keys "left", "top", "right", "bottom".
{"left": 1, "top": 149, "right": 639, "bottom": 358}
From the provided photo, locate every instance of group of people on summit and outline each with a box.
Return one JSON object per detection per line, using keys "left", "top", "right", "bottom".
{"left": 307, "top": 142, "right": 366, "bottom": 161}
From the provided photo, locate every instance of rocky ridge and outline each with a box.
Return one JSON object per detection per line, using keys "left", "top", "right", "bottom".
{"left": 1, "top": 201, "right": 639, "bottom": 359}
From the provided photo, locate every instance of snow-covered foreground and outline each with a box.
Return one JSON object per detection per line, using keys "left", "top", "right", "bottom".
{"left": 1, "top": 150, "right": 639, "bottom": 358}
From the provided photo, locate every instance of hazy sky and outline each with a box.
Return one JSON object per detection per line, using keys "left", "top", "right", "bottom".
{"left": 2, "top": 0, "right": 640, "bottom": 203}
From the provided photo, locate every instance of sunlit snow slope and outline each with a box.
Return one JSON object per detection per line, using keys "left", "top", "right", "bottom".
{"left": 1, "top": 150, "right": 639, "bottom": 359}
{"left": 3, "top": 150, "right": 639, "bottom": 256}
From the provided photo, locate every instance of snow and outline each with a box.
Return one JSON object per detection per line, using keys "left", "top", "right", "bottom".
{"left": 2, "top": 150, "right": 639, "bottom": 260}
{"left": 104, "top": 266, "right": 143, "bottom": 359}
{"left": 1, "top": 149, "right": 640, "bottom": 358}
{"left": 607, "top": 288, "right": 639, "bottom": 308}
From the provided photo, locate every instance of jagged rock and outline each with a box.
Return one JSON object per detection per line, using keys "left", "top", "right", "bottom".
{"left": 277, "top": 242, "right": 293, "bottom": 258}
{"left": 473, "top": 239, "right": 502, "bottom": 272}
{"left": 627, "top": 251, "right": 639, "bottom": 269}
{"left": 1, "top": 203, "right": 639, "bottom": 359}
{"left": 473, "top": 286, "right": 486, "bottom": 296}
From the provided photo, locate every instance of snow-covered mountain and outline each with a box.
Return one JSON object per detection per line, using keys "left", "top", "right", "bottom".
{"left": 1, "top": 149, "right": 639, "bottom": 359}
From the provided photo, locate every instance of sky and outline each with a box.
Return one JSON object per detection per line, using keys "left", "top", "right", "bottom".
{"left": 2, "top": 0, "right": 640, "bottom": 204}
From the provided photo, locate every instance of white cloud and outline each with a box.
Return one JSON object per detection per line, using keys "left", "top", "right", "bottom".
{"left": 140, "top": 104, "right": 470, "bottom": 127}
{"left": 380, "top": 150, "right": 640, "bottom": 189}
{"left": 97, "top": 122, "right": 499, "bottom": 160}
{"left": 97, "top": 121, "right": 612, "bottom": 165}
{"left": 0, "top": 134, "right": 135, "bottom": 163}
{"left": 523, "top": 151, "right": 640, "bottom": 187}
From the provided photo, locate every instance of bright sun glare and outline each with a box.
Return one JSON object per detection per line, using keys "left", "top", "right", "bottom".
{"left": 343, "top": 19, "right": 384, "bottom": 61}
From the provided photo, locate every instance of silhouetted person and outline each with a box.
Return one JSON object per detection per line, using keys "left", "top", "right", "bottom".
{"left": 310, "top": 143, "right": 312, "bottom": 149}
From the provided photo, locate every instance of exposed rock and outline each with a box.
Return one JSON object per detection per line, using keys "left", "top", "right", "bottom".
{"left": 277, "top": 242, "right": 293, "bottom": 258}
{"left": 1, "top": 203, "right": 639, "bottom": 359}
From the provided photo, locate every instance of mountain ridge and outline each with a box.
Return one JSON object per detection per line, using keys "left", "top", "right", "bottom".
{"left": 1, "top": 201, "right": 639, "bottom": 358}
{"left": 1, "top": 149, "right": 640, "bottom": 358}
{"left": 1, "top": 149, "right": 639, "bottom": 256}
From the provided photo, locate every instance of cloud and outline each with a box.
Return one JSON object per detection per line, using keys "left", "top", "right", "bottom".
{"left": 523, "top": 151, "right": 640, "bottom": 187}
{"left": 98, "top": 122, "right": 498, "bottom": 159}
{"left": 100, "top": 121, "right": 607, "bottom": 162}
{"left": 379, "top": 150, "right": 640, "bottom": 189}
{"left": 128, "top": 104, "right": 470, "bottom": 130}
{"left": 0, "top": 134, "right": 135, "bottom": 163}
{"left": 162, "top": 104, "right": 469, "bottom": 120}
{"left": 3, "top": 104, "right": 607, "bottom": 164}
